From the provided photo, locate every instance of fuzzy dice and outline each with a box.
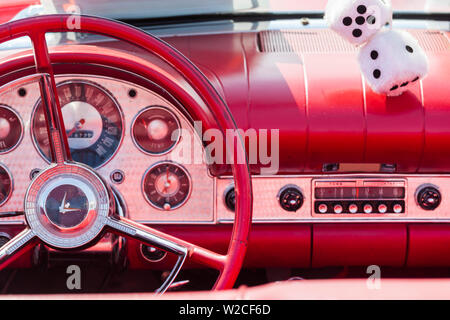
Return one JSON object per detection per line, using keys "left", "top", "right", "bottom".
{"left": 325, "top": 0, "right": 393, "bottom": 45}
{"left": 358, "top": 29, "right": 429, "bottom": 96}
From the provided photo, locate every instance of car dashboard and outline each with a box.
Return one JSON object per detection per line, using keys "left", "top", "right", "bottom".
{"left": 0, "top": 14, "right": 449, "bottom": 282}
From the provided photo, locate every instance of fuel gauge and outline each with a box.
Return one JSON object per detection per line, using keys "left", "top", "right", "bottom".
{"left": 0, "top": 105, "right": 23, "bottom": 154}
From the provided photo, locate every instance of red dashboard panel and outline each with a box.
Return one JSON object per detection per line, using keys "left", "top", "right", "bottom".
{"left": 408, "top": 224, "right": 450, "bottom": 267}
{"left": 0, "top": 15, "right": 448, "bottom": 272}
{"left": 165, "top": 29, "right": 450, "bottom": 175}
{"left": 312, "top": 224, "right": 407, "bottom": 267}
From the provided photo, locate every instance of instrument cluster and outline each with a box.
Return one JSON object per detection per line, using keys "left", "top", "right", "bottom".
{"left": 0, "top": 75, "right": 214, "bottom": 224}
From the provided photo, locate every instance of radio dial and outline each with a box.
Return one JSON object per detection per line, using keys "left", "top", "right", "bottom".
{"left": 417, "top": 186, "right": 441, "bottom": 211}
{"left": 278, "top": 186, "right": 303, "bottom": 212}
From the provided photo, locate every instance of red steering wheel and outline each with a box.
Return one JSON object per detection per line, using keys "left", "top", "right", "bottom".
{"left": 0, "top": 15, "right": 253, "bottom": 292}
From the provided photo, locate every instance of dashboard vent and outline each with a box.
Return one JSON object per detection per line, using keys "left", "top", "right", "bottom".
{"left": 258, "top": 30, "right": 357, "bottom": 53}
{"left": 258, "top": 29, "right": 449, "bottom": 53}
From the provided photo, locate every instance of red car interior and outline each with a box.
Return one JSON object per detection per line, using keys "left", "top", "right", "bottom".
{"left": 0, "top": 0, "right": 448, "bottom": 299}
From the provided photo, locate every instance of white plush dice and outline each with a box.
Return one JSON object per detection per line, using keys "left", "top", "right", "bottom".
{"left": 325, "top": 0, "right": 393, "bottom": 45}
{"left": 358, "top": 29, "right": 429, "bottom": 96}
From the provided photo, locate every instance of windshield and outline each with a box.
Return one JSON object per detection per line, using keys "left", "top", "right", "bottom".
{"left": 2, "top": 0, "right": 449, "bottom": 22}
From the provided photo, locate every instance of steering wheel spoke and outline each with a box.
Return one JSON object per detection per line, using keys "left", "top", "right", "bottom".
{"left": 106, "top": 216, "right": 227, "bottom": 292}
{"left": 30, "top": 31, "right": 71, "bottom": 164}
{"left": 0, "top": 228, "right": 37, "bottom": 269}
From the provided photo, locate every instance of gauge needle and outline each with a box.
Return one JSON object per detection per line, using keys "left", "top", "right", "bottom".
{"left": 162, "top": 167, "right": 170, "bottom": 193}
{"left": 67, "top": 119, "right": 86, "bottom": 137}
{"left": 59, "top": 192, "right": 79, "bottom": 214}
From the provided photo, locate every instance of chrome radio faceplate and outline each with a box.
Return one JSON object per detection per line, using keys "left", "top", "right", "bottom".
{"left": 312, "top": 179, "right": 407, "bottom": 216}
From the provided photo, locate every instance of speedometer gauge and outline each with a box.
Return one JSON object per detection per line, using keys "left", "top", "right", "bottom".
{"left": 32, "top": 81, "right": 124, "bottom": 168}
{"left": 142, "top": 161, "right": 191, "bottom": 210}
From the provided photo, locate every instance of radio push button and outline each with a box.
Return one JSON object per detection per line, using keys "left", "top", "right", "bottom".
{"left": 378, "top": 204, "right": 388, "bottom": 213}
{"left": 333, "top": 204, "right": 343, "bottom": 214}
{"left": 318, "top": 203, "right": 328, "bottom": 213}
{"left": 393, "top": 203, "right": 403, "bottom": 213}
{"left": 348, "top": 203, "right": 358, "bottom": 213}
{"left": 363, "top": 204, "right": 373, "bottom": 214}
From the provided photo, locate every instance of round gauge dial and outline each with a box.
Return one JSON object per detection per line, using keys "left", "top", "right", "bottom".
{"left": 44, "top": 184, "right": 90, "bottom": 229}
{"left": 132, "top": 106, "right": 180, "bottom": 155}
{"left": 142, "top": 162, "right": 191, "bottom": 210}
{"left": 0, "top": 105, "right": 23, "bottom": 154}
{"left": 0, "top": 165, "right": 12, "bottom": 206}
{"left": 32, "top": 81, "right": 124, "bottom": 168}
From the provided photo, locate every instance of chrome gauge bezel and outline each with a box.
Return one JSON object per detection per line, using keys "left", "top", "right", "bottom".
{"left": 0, "top": 163, "right": 13, "bottom": 207}
{"left": 24, "top": 163, "right": 112, "bottom": 249}
{"left": 0, "top": 104, "right": 24, "bottom": 154}
{"left": 30, "top": 79, "right": 125, "bottom": 169}
{"left": 141, "top": 161, "right": 192, "bottom": 211}
{"left": 130, "top": 105, "right": 181, "bottom": 156}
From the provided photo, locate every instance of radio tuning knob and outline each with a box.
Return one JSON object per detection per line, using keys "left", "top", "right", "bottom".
{"left": 363, "top": 204, "right": 373, "bottom": 214}
{"left": 348, "top": 204, "right": 358, "bottom": 213}
{"left": 417, "top": 186, "right": 441, "bottom": 211}
{"left": 224, "top": 187, "right": 236, "bottom": 212}
{"left": 278, "top": 186, "right": 303, "bottom": 212}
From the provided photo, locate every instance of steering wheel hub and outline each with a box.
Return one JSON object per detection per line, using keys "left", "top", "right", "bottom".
{"left": 24, "top": 163, "right": 112, "bottom": 249}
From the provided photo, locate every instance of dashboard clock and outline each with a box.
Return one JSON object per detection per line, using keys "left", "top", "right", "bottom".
{"left": 142, "top": 161, "right": 191, "bottom": 210}
{"left": 32, "top": 80, "right": 124, "bottom": 168}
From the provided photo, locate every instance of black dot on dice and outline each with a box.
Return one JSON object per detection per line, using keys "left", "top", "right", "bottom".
{"left": 373, "top": 69, "right": 381, "bottom": 79}
{"left": 367, "top": 15, "right": 376, "bottom": 24}
{"left": 400, "top": 81, "right": 409, "bottom": 87}
{"left": 343, "top": 16, "right": 352, "bottom": 26}
{"left": 355, "top": 16, "right": 365, "bottom": 25}
{"left": 390, "top": 85, "right": 399, "bottom": 91}
{"left": 352, "top": 29, "right": 362, "bottom": 37}
{"left": 406, "top": 45, "right": 414, "bottom": 53}
{"left": 370, "top": 50, "right": 378, "bottom": 60}
{"left": 357, "top": 5, "right": 367, "bottom": 14}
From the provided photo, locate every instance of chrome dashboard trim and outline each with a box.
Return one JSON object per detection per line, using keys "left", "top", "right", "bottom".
{"left": 216, "top": 173, "right": 450, "bottom": 223}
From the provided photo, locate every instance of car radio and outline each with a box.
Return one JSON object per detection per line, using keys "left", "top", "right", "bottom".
{"left": 313, "top": 179, "right": 406, "bottom": 215}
